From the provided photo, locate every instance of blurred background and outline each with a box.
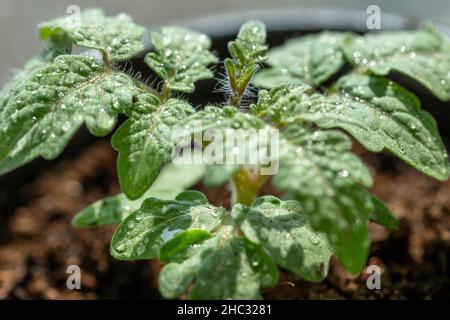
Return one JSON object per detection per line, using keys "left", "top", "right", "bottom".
{"left": 1, "top": 0, "right": 450, "bottom": 86}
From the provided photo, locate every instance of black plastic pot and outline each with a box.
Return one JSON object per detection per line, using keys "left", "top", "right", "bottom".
{"left": 1, "top": 7, "right": 449, "bottom": 222}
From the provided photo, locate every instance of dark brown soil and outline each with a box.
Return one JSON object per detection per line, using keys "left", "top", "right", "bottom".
{"left": 0, "top": 140, "right": 449, "bottom": 300}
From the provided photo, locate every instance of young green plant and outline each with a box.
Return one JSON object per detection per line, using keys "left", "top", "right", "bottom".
{"left": 1, "top": 8, "right": 449, "bottom": 299}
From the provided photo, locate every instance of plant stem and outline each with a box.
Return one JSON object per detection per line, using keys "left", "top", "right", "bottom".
{"left": 102, "top": 49, "right": 111, "bottom": 68}
{"left": 230, "top": 167, "right": 267, "bottom": 206}
{"left": 160, "top": 80, "right": 171, "bottom": 102}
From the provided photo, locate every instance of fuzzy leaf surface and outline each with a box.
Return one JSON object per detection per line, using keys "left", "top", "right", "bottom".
{"left": 145, "top": 27, "right": 217, "bottom": 93}
{"left": 40, "top": 8, "right": 145, "bottom": 61}
{"left": 112, "top": 93, "right": 195, "bottom": 200}
{"left": 254, "top": 32, "right": 348, "bottom": 88}
{"left": 110, "top": 191, "right": 225, "bottom": 260}
{"left": 343, "top": 26, "right": 450, "bottom": 101}
{"left": 0, "top": 55, "right": 136, "bottom": 174}
{"left": 266, "top": 74, "right": 450, "bottom": 181}
{"left": 272, "top": 125, "right": 373, "bottom": 273}
{"left": 235, "top": 197, "right": 333, "bottom": 282}
{"left": 159, "top": 228, "right": 277, "bottom": 300}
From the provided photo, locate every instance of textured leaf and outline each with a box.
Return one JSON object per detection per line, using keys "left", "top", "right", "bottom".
{"left": 40, "top": 33, "right": 72, "bottom": 61}
{"left": 254, "top": 32, "right": 348, "bottom": 88}
{"left": 159, "top": 229, "right": 212, "bottom": 263}
{"left": 274, "top": 125, "right": 373, "bottom": 198}
{"left": 112, "top": 93, "right": 195, "bottom": 200}
{"left": 369, "top": 194, "right": 399, "bottom": 230}
{"left": 228, "top": 20, "right": 268, "bottom": 69}
{"left": 176, "top": 106, "right": 266, "bottom": 175}
{"left": 0, "top": 59, "right": 49, "bottom": 112}
{"left": 236, "top": 197, "right": 332, "bottom": 282}
{"left": 241, "top": 237, "right": 279, "bottom": 288}
{"left": 0, "top": 55, "right": 137, "bottom": 174}
{"left": 159, "top": 228, "right": 275, "bottom": 299}
{"left": 290, "top": 185, "right": 373, "bottom": 274}
{"left": 72, "top": 161, "right": 205, "bottom": 227}
{"left": 271, "top": 74, "right": 450, "bottom": 181}
{"left": 250, "top": 84, "right": 310, "bottom": 123}
{"left": 343, "top": 26, "right": 450, "bottom": 101}
{"left": 110, "top": 191, "right": 225, "bottom": 260}
{"left": 224, "top": 21, "right": 268, "bottom": 106}
{"left": 272, "top": 125, "right": 373, "bottom": 273}
{"left": 144, "top": 27, "right": 217, "bottom": 93}
{"left": 40, "top": 8, "right": 145, "bottom": 61}
{"left": 178, "top": 106, "right": 265, "bottom": 134}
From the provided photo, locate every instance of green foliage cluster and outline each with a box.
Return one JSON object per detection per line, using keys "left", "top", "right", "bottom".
{"left": 1, "top": 8, "right": 449, "bottom": 299}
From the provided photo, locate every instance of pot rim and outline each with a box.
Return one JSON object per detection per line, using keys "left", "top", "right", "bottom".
{"left": 172, "top": 7, "right": 449, "bottom": 37}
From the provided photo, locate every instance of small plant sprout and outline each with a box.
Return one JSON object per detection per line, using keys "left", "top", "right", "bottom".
{"left": 1, "top": 8, "right": 450, "bottom": 299}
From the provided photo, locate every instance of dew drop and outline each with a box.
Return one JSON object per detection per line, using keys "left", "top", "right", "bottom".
{"left": 310, "top": 235, "right": 320, "bottom": 245}
{"left": 127, "top": 220, "right": 136, "bottom": 229}
{"left": 338, "top": 170, "right": 350, "bottom": 178}
{"left": 137, "top": 243, "right": 145, "bottom": 255}
{"left": 115, "top": 243, "right": 127, "bottom": 252}
{"left": 62, "top": 121, "right": 71, "bottom": 132}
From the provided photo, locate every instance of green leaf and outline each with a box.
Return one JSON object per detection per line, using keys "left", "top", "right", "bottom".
{"left": 369, "top": 194, "right": 399, "bottom": 230}
{"left": 343, "top": 26, "right": 450, "bottom": 101}
{"left": 225, "top": 21, "right": 268, "bottom": 107}
{"left": 159, "top": 228, "right": 274, "bottom": 299}
{"left": 159, "top": 229, "right": 212, "bottom": 263}
{"left": 175, "top": 106, "right": 266, "bottom": 178}
{"left": 112, "top": 93, "right": 195, "bottom": 200}
{"left": 272, "top": 74, "right": 450, "bottom": 181}
{"left": 242, "top": 237, "right": 279, "bottom": 288}
{"left": 72, "top": 161, "right": 205, "bottom": 227}
{"left": 228, "top": 20, "right": 268, "bottom": 69}
{"left": 40, "top": 33, "right": 72, "bottom": 61}
{"left": 291, "top": 185, "right": 373, "bottom": 275}
{"left": 274, "top": 125, "right": 373, "bottom": 198}
{"left": 0, "top": 59, "right": 49, "bottom": 111}
{"left": 236, "top": 196, "right": 332, "bottom": 282}
{"left": 110, "top": 191, "right": 225, "bottom": 260}
{"left": 144, "top": 27, "right": 217, "bottom": 93}
{"left": 178, "top": 105, "right": 265, "bottom": 134}
{"left": 0, "top": 55, "right": 137, "bottom": 174}
{"left": 250, "top": 84, "right": 310, "bottom": 123}
{"left": 254, "top": 32, "right": 349, "bottom": 88}
{"left": 272, "top": 125, "right": 373, "bottom": 274}
{"left": 39, "top": 8, "right": 145, "bottom": 61}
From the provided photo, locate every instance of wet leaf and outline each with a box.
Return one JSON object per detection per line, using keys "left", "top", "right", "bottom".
{"left": 112, "top": 93, "right": 194, "bottom": 200}
{"left": 177, "top": 105, "right": 264, "bottom": 133}
{"left": 274, "top": 125, "right": 373, "bottom": 198}
{"left": 0, "top": 59, "right": 49, "bottom": 111}
{"left": 343, "top": 26, "right": 450, "bottom": 101}
{"left": 159, "top": 229, "right": 212, "bottom": 263}
{"left": 159, "top": 228, "right": 275, "bottom": 299}
{"left": 268, "top": 74, "right": 450, "bottom": 181}
{"left": 110, "top": 191, "right": 225, "bottom": 260}
{"left": 145, "top": 27, "right": 217, "bottom": 93}
{"left": 236, "top": 197, "right": 332, "bottom": 282}
{"left": 72, "top": 161, "right": 205, "bottom": 227}
{"left": 254, "top": 32, "right": 348, "bottom": 88}
{"left": 0, "top": 55, "right": 137, "bottom": 174}
{"left": 228, "top": 20, "right": 268, "bottom": 69}
{"left": 271, "top": 125, "right": 373, "bottom": 274}
{"left": 369, "top": 194, "right": 399, "bottom": 230}
{"left": 40, "top": 8, "right": 146, "bottom": 61}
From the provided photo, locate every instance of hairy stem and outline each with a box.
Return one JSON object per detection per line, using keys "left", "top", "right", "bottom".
{"left": 160, "top": 80, "right": 171, "bottom": 102}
